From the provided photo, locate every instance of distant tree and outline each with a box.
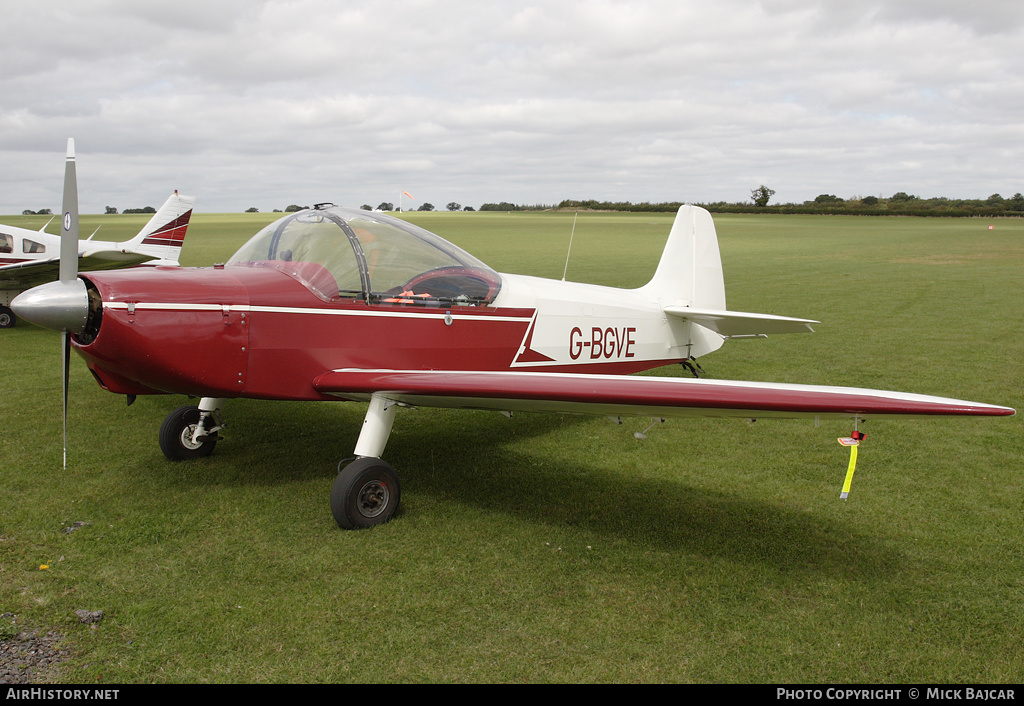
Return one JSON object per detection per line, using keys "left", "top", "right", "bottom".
{"left": 245, "top": 207, "right": 259, "bottom": 213}
{"left": 986, "top": 193, "right": 1005, "bottom": 205}
{"left": 890, "top": 192, "right": 915, "bottom": 202}
{"left": 446, "top": 202, "right": 462, "bottom": 212}
{"left": 21, "top": 209, "right": 36, "bottom": 215}
{"left": 861, "top": 196, "right": 879, "bottom": 206}
{"left": 105, "top": 206, "right": 118, "bottom": 214}
{"left": 417, "top": 203, "right": 435, "bottom": 212}
{"left": 1008, "top": 193, "right": 1024, "bottom": 212}
{"left": 124, "top": 206, "right": 156, "bottom": 214}
{"left": 284, "top": 204, "right": 306, "bottom": 212}
{"left": 813, "top": 194, "right": 844, "bottom": 203}
{"left": 751, "top": 185, "right": 775, "bottom": 207}
{"left": 360, "top": 204, "right": 373, "bottom": 211}
{"left": 463, "top": 206, "right": 475, "bottom": 212}
{"left": 376, "top": 202, "right": 394, "bottom": 211}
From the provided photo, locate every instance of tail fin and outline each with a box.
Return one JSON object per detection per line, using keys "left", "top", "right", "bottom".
{"left": 643, "top": 205, "right": 816, "bottom": 344}
{"left": 640, "top": 204, "right": 726, "bottom": 309}
{"left": 121, "top": 192, "right": 195, "bottom": 265}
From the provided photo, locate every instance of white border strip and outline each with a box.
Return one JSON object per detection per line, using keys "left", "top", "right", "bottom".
{"left": 102, "top": 301, "right": 533, "bottom": 323}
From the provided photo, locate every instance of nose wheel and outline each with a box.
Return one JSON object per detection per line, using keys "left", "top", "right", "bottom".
{"left": 331, "top": 458, "right": 401, "bottom": 529}
{"left": 159, "top": 404, "right": 220, "bottom": 460}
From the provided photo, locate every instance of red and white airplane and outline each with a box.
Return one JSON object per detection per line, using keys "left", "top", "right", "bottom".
{"left": 12, "top": 141, "right": 1014, "bottom": 529}
{"left": 1, "top": 171, "right": 194, "bottom": 329}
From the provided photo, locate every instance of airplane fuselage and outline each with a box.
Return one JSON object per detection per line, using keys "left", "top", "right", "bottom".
{"left": 73, "top": 265, "right": 697, "bottom": 401}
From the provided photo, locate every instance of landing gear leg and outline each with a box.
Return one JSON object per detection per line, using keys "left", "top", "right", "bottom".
{"left": 331, "top": 394, "right": 401, "bottom": 529}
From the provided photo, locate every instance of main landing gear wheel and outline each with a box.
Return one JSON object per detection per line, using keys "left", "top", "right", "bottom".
{"left": 0, "top": 306, "right": 15, "bottom": 328}
{"left": 159, "top": 405, "right": 219, "bottom": 461}
{"left": 331, "top": 458, "right": 401, "bottom": 529}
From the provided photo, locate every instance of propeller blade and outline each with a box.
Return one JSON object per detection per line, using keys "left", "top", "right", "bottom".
{"left": 63, "top": 330, "right": 70, "bottom": 469}
{"left": 60, "top": 138, "right": 79, "bottom": 284}
{"left": 60, "top": 138, "right": 78, "bottom": 469}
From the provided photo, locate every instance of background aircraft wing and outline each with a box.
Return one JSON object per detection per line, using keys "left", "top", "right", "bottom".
{"left": 312, "top": 369, "right": 1014, "bottom": 419}
{"left": 78, "top": 251, "right": 156, "bottom": 268}
{"left": 0, "top": 252, "right": 156, "bottom": 293}
{"left": 0, "top": 258, "right": 62, "bottom": 292}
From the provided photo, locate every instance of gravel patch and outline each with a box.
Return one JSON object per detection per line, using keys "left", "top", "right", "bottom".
{"left": 0, "top": 622, "right": 71, "bottom": 684}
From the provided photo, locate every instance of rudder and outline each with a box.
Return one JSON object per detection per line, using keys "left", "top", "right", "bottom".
{"left": 123, "top": 192, "right": 196, "bottom": 265}
{"left": 640, "top": 204, "right": 726, "bottom": 310}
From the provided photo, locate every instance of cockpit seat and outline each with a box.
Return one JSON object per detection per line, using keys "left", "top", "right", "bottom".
{"left": 401, "top": 266, "right": 501, "bottom": 302}
{"left": 267, "top": 260, "right": 341, "bottom": 300}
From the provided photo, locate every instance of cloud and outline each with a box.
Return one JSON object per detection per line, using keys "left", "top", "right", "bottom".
{"left": 1, "top": 0, "right": 1022, "bottom": 214}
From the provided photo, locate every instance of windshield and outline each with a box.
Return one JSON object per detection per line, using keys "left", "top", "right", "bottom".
{"left": 227, "top": 206, "right": 501, "bottom": 305}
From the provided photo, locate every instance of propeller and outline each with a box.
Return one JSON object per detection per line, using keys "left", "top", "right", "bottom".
{"left": 60, "top": 139, "right": 79, "bottom": 468}
{"left": 11, "top": 139, "right": 89, "bottom": 468}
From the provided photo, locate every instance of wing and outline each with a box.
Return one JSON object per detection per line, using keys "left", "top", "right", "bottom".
{"left": 0, "top": 258, "right": 62, "bottom": 292}
{"left": 0, "top": 253, "right": 156, "bottom": 292}
{"left": 312, "top": 369, "right": 1014, "bottom": 419}
{"left": 78, "top": 251, "right": 155, "bottom": 267}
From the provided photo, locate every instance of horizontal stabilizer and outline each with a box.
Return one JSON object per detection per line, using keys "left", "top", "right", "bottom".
{"left": 664, "top": 306, "right": 817, "bottom": 337}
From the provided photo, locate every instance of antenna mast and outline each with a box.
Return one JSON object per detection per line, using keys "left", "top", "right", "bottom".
{"left": 561, "top": 212, "right": 578, "bottom": 281}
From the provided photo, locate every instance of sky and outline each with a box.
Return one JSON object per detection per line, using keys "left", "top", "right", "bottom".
{"left": 1, "top": 0, "right": 1022, "bottom": 214}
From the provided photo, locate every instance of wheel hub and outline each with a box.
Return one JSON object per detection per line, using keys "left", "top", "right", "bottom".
{"left": 356, "top": 480, "right": 390, "bottom": 518}
{"left": 179, "top": 424, "right": 205, "bottom": 451}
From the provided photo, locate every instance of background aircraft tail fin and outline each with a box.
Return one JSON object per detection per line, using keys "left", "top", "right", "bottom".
{"left": 122, "top": 192, "right": 195, "bottom": 265}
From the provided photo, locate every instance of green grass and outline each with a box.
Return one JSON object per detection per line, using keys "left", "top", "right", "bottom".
{"left": 1, "top": 210, "right": 1021, "bottom": 683}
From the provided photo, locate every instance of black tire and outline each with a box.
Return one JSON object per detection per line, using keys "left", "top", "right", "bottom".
{"left": 159, "top": 405, "right": 218, "bottom": 461}
{"left": 0, "top": 306, "right": 15, "bottom": 329}
{"left": 331, "top": 458, "right": 401, "bottom": 529}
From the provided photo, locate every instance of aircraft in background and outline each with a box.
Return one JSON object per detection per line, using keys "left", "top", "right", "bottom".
{"left": 12, "top": 140, "right": 1014, "bottom": 529}
{"left": 0, "top": 188, "right": 194, "bottom": 328}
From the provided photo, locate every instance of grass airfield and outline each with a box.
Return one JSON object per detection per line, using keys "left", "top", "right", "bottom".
{"left": 1, "top": 209, "right": 1021, "bottom": 683}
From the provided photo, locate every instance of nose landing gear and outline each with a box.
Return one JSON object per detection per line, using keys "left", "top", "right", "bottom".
{"left": 158, "top": 398, "right": 225, "bottom": 461}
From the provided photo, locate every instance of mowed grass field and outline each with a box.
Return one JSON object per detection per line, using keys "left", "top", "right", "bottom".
{"left": 1, "top": 209, "right": 1021, "bottom": 683}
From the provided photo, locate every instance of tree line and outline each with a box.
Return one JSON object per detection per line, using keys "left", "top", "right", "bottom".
{"left": 20, "top": 206, "right": 157, "bottom": 215}
{"left": 268, "top": 189, "right": 1023, "bottom": 217}
{"left": 555, "top": 189, "right": 1024, "bottom": 217}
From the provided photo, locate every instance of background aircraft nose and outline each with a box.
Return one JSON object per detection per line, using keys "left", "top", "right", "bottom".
{"left": 11, "top": 279, "right": 90, "bottom": 334}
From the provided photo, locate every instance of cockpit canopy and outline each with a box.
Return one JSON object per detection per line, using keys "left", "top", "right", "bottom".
{"left": 227, "top": 205, "right": 501, "bottom": 306}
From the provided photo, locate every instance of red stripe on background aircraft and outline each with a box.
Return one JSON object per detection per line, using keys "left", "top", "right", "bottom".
{"left": 1, "top": 187, "right": 194, "bottom": 329}
{"left": 12, "top": 140, "right": 1014, "bottom": 529}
